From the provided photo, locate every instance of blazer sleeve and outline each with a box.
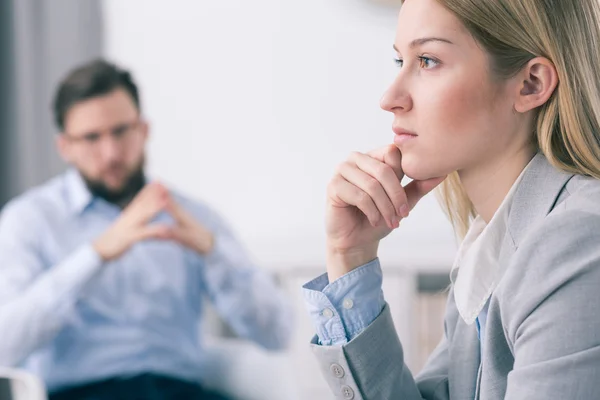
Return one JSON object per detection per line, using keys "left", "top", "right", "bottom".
{"left": 310, "top": 291, "right": 458, "bottom": 399}
{"left": 501, "top": 210, "right": 600, "bottom": 400}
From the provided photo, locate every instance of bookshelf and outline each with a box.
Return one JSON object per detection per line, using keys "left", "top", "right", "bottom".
{"left": 413, "top": 273, "right": 450, "bottom": 373}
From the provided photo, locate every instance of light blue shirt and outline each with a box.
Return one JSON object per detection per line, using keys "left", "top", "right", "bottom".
{"left": 303, "top": 259, "right": 385, "bottom": 345}
{"left": 303, "top": 258, "right": 488, "bottom": 348}
{"left": 0, "top": 169, "right": 292, "bottom": 392}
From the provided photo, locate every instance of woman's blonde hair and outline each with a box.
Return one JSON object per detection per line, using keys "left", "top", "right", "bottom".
{"left": 434, "top": 0, "right": 600, "bottom": 238}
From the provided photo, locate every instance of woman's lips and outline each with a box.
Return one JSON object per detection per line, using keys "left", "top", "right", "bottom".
{"left": 393, "top": 127, "right": 417, "bottom": 145}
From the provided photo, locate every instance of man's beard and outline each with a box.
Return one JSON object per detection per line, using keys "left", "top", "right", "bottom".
{"left": 82, "top": 161, "right": 146, "bottom": 207}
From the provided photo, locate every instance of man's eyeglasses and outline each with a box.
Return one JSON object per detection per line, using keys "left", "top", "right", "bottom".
{"left": 64, "top": 120, "right": 143, "bottom": 152}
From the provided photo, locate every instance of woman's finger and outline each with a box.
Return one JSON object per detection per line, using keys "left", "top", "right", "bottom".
{"left": 336, "top": 162, "right": 399, "bottom": 229}
{"left": 328, "top": 175, "right": 384, "bottom": 227}
{"left": 349, "top": 151, "right": 409, "bottom": 218}
{"left": 367, "top": 145, "right": 404, "bottom": 181}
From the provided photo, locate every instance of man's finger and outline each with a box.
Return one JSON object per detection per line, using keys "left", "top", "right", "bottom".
{"left": 404, "top": 176, "right": 447, "bottom": 210}
{"left": 134, "top": 192, "right": 168, "bottom": 224}
{"left": 130, "top": 182, "right": 172, "bottom": 223}
{"left": 137, "top": 223, "right": 173, "bottom": 241}
{"left": 129, "top": 181, "right": 162, "bottom": 207}
{"left": 166, "top": 197, "right": 191, "bottom": 225}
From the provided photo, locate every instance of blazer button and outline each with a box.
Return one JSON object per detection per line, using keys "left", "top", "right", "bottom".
{"left": 341, "top": 385, "right": 355, "bottom": 399}
{"left": 330, "top": 363, "right": 345, "bottom": 378}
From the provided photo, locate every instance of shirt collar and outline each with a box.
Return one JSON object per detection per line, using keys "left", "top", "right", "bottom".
{"left": 64, "top": 169, "right": 94, "bottom": 215}
{"left": 64, "top": 169, "right": 153, "bottom": 215}
{"left": 451, "top": 158, "right": 532, "bottom": 325}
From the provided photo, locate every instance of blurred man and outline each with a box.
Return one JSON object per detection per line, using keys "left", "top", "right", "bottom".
{"left": 0, "top": 60, "right": 292, "bottom": 400}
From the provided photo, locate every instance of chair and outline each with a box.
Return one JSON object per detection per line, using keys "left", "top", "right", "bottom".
{"left": 201, "top": 337, "right": 299, "bottom": 400}
{"left": 0, "top": 367, "right": 47, "bottom": 400}
{"left": 200, "top": 300, "right": 300, "bottom": 400}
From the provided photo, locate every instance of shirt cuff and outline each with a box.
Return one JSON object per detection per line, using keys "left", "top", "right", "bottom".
{"left": 303, "top": 259, "right": 385, "bottom": 345}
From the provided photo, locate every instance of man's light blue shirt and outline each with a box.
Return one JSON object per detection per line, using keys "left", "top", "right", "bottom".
{"left": 0, "top": 169, "right": 292, "bottom": 392}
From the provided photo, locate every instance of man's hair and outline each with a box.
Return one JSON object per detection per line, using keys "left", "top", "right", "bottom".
{"left": 53, "top": 59, "right": 141, "bottom": 131}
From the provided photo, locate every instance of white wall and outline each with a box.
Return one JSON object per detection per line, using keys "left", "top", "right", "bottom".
{"left": 102, "top": 0, "right": 457, "bottom": 271}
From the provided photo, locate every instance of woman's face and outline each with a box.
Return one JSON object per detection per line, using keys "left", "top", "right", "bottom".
{"left": 381, "top": 0, "right": 524, "bottom": 180}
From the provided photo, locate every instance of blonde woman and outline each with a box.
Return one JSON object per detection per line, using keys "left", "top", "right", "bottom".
{"left": 303, "top": 0, "right": 600, "bottom": 399}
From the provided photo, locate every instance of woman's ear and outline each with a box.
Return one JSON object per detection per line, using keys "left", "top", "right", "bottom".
{"left": 514, "top": 57, "right": 559, "bottom": 113}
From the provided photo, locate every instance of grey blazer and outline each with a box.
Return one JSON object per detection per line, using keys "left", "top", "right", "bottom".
{"left": 311, "top": 153, "right": 600, "bottom": 399}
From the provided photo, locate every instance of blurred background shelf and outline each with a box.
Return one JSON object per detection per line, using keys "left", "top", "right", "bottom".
{"left": 272, "top": 264, "right": 451, "bottom": 398}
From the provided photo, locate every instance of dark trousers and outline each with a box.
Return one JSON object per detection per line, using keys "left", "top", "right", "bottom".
{"left": 48, "top": 373, "right": 231, "bottom": 400}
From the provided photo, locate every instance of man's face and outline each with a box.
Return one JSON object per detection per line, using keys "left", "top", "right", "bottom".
{"left": 57, "top": 88, "right": 149, "bottom": 203}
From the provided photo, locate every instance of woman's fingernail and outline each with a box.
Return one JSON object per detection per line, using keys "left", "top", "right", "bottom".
{"left": 399, "top": 204, "right": 409, "bottom": 218}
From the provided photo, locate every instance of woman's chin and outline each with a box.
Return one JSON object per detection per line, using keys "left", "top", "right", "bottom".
{"left": 401, "top": 156, "right": 446, "bottom": 181}
{"left": 401, "top": 157, "right": 430, "bottom": 181}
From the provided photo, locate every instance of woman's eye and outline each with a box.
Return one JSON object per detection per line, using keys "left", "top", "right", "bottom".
{"left": 418, "top": 56, "right": 439, "bottom": 69}
{"left": 394, "top": 58, "right": 404, "bottom": 68}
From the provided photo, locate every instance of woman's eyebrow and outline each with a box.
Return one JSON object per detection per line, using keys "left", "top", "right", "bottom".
{"left": 393, "top": 37, "right": 455, "bottom": 52}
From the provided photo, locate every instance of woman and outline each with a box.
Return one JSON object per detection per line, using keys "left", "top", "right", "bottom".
{"left": 302, "top": 0, "right": 600, "bottom": 399}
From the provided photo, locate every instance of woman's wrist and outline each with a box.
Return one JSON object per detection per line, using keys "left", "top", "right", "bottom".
{"left": 326, "top": 243, "right": 378, "bottom": 283}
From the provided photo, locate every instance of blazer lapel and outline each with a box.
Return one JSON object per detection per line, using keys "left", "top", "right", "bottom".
{"left": 496, "top": 153, "right": 574, "bottom": 264}
{"left": 475, "top": 153, "right": 573, "bottom": 398}
{"left": 506, "top": 153, "right": 574, "bottom": 246}
{"left": 451, "top": 153, "right": 573, "bottom": 400}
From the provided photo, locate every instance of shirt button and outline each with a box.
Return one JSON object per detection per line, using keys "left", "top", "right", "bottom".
{"left": 330, "top": 363, "right": 345, "bottom": 378}
{"left": 341, "top": 385, "right": 355, "bottom": 399}
{"left": 322, "top": 308, "right": 334, "bottom": 318}
{"left": 343, "top": 298, "right": 354, "bottom": 309}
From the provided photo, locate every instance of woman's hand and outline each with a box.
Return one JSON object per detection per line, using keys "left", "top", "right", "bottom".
{"left": 326, "top": 145, "right": 445, "bottom": 281}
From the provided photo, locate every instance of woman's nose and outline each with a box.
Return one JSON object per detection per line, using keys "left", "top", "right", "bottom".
{"left": 380, "top": 74, "right": 413, "bottom": 113}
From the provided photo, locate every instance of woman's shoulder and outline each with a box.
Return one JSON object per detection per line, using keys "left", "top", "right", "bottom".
{"left": 509, "top": 174, "right": 600, "bottom": 254}
{"left": 498, "top": 175, "right": 600, "bottom": 300}
{"left": 497, "top": 180, "right": 600, "bottom": 332}
{"left": 515, "top": 174, "right": 600, "bottom": 266}
{"left": 560, "top": 174, "right": 600, "bottom": 215}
